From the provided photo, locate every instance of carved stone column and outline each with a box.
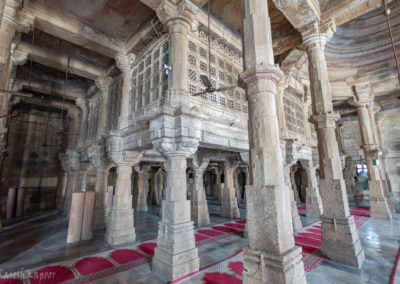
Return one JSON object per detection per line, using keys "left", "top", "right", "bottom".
{"left": 239, "top": 1, "right": 306, "bottom": 283}
{"left": 66, "top": 108, "right": 80, "bottom": 150}
{"left": 302, "top": 21, "right": 364, "bottom": 267}
{"left": 105, "top": 149, "right": 143, "bottom": 246}
{"left": 349, "top": 85, "right": 392, "bottom": 219}
{"left": 369, "top": 105, "right": 395, "bottom": 213}
{"left": 89, "top": 149, "right": 112, "bottom": 231}
{"left": 76, "top": 162, "right": 90, "bottom": 192}
{"left": 302, "top": 159, "right": 323, "bottom": 218}
{"left": 276, "top": 76, "right": 288, "bottom": 137}
{"left": 115, "top": 54, "right": 135, "bottom": 130}
{"left": 62, "top": 151, "right": 80, "bottom": 214}
{"left": 57, "top": 153, "right": 71, "bottom": 210}
{"left": 343, "top": 156, "right": 356, "bottom": 207}
{"left": 213, "top": 167, "right": 223, "bottom": 200}
{"left": 76, "top": 98, "right": 88, "bottom": 147}
{"left": 151, "top": 1, "right": 201, "bottom": 280}
{"left": 134, "top": 164, "right": 151, "bottom": 212}
{"left": 220, "top": 160, "right": 240, "bottom": 219}
{"left": 190, "top": 157, "right": 210, "bottom": 226}
{"left": 283, "top": 140, "right": 303, "bottom": 231}
{"left": 95, "top": 77, "right": 112, "bottom": 137}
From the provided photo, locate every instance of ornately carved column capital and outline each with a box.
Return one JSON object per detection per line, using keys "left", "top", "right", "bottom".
{"left": 108, "top": 150, "right": 143, "bottom": 168}
{"left": 348, "top": 84, "right": 374, "bottom": 108}
{"left": 300, "top": 19, "right": 336, "bottom": 51}
{"left": 239, "top": 64, "right": 283, "bottom": 95}
{"left": 115, "top": 53, "right": 135, "bottom": 73}
{"left": 95, "top": 76, "right": 113, "bottom": 94}
{"left": 276, "top": 75, "right": 289, "bottom": 92}
{"left": 311, "top": 112, "right": 340, "bottom": 129}
{"left": 156, "top": 0, "right": 198, "bottom": 31}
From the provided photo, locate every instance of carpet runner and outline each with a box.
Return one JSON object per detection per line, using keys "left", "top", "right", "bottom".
{"left": 4, "top": 207, "right": 371, "bottom": 283}
{"left": 391, "top": 245, "right": 400, "bottom": 284}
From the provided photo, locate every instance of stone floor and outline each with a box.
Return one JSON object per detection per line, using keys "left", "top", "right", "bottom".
{"left": 0, "top": 201, "right": 399, "bottom": 284}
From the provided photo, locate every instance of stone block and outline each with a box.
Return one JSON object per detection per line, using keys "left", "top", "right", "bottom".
{"left": 67, "top": 192, "right": 85, "bottom": 244}
{"left": 16, "top": 188, "right": 25, "bottom": 217}
{"left": 6, "top": 188, "right": 17, "bottom": 218}
{"left": 81, "top": 191, "right": 95, "bottom": 241}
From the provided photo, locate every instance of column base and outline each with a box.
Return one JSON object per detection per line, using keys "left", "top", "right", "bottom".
{"left": 320, "top": 215, "right": 365, "bottom": 268}
{"left": 306, "top": 196, "right": 323, "bottom": 218}
{"left": 242, "top": 246, "right": 306, "bottom": 284}
{"left": 153, "top": 221, "right": 199, "bottom": 282}
{"left": 370, "top": 196, "right": 392, "bottom": 219}
{"left": 191, "top": 200, "right": 210, "bottom": 227}
{"left": 221, "top": 197, "right": 240, "bottom": 219}
{"left": 105, "top": 208, "right": 136, "bottom": 246}
{"left": 136, "top": 198, "right": 148, "bottom": 212}
{"left": 290, "top": 201, "right": 302, "bottom": 230}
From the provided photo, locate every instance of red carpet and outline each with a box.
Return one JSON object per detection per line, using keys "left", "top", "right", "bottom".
{"left": 0, "top": 280, "right": 23, "bottom": 284}
{"left": 203, "top": 272, "right": 242, "bottom": 284}
{"left": 138, "top": 242, "right": 157, "bottom": 256}
{"left": 297, "top": 204, "right": 306, "bottom": 215}
{"left": 110, "top": 249, "right": 145, "bottom": 265}
{"left": 224, "top": 223, "right": 245, "bottom": 230}
{"left": 212, "top": 226, "right": 240, "bottom": 234}
{"left": 198, "top": 229, "right": 224, "bottom": 237}
{"left": 75, "top": 257, "right": 114, "bottom": 276}
{"left": 195, "top": 233, "right": 210, "bottom": 242}
{"left": 234, "top": 220, "right": 246, "bottom": 224}
{"left": 228, "top": 261, "right": 243, "bottom": 276}
{"left": 297, "top": 232, "right": 322, "bottom": 240}
{"left": 30, "top": 266, "right": 74, "bottom": 284}
{"left": 294, "top": 236, "right": 322, "bottom": 247}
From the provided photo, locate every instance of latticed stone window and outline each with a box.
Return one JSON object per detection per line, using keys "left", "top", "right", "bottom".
{"left": 210, "top": 93, "right": 217, "bottom": 102}
{"left": 226, "top": 63, "right": 232, "bottom": 73}
{"left": 219, "top": 97, "right": 225, "bottom": 105}
{"left": 189, "top": 55, "right": 196, "bottom": 66}
{"left": 189, "top": 69, "right": 197, "bottom": 81}
{"left": 146, "top": 56, "right": 151, "bottom": 66}
{"left": 219, "top": 71, "right": 225, "bottom": 81}
{"left": 200, "top": 61, "right": 207, "bottom": 72}
{"left": 200, "top": 47, "right": 207, "bottom": 58}
{"left": 235, "top": 90, "right": 241, "bottom": 100}
{"left": 189, "top": 84, "right": 196, "bottom": 94}
{"left": 228, "top": 100, "right": 234, "bottom": 108}
{"left": 235, "top": 102, "right": 241, "bottom": 111}
{"left": 210, "top": 53, "right": 216, "bottom": 63}
{"left": 189, "top": 41, "right": 197, "bottom": 52}
{"left": 210, "top": 66, "right": 216, "bottom": 76}
{"left": 210, "top": 79, "right": 216, "bottom": 88}
{"left": 153, "top": 60, "right": 159, "bottom": 70}
{"left": 227, "top": 75, "right": 233, "bottom": 84}
{"left": 145, "top": 68, "right": 151, "bottom": 80}
{"left": 243, "top": 106, "right": 248, "bottom": 113}
{"left": 139, "top": 62, "right": 144, "bottom": 72}
{"left": 201, "top": 92, "right": 207, "bottom": 99}
{"left": 154, "top": 49, "right": 160, "bottom": 59}
{"left": 218, "top": 59, "right": 224, "bottom": 68}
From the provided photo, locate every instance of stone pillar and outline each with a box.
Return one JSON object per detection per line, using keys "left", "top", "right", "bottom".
{"left": 76, "top": 98, "right": 88, "bottom": 148}
{"left": 134, "top": 165, "right": 151, "bottom": 212}
{"left": 302, "top": 160, "right": 323, "bottom": 218}
{"left": 115, "top": 54, "right": 135, "bottom": 130}
{"left": 213, "top": 167, "right": 223, "bottom": 200}
{"left": 90, "top": 155, "right": 112, "bottom": 231}
{"left": 302, "top": 21, "right": 364, "bottom": 267}
{"left": 16, "top": 187, "right": 24, "bottom": 217}
{"left": 63, "top": 170, "right": 77, "bottom": 214}
{"left": 66, "top": 108, "right": 80, "bottom": 150}
{"left": 220, "top": 160, "right": 240, "bottom": 219}
{"left": 276, "top": 76, "right": 288, "bottom": 137}
{"left": 343, "top": 156, "right": 356, "bottom": 207}
{"left": 152, "top": 153, "right": 199, "bottom": 281}
{"left": 75, "top": 163, "right": 90, "bottom": 192}
{"left": 369, "top": 105, "right": 395, "bottom": 213}
{"left": 289, "top": 166, "right": 301, "bottom": 204}
{"left": 190, "top": 157, "right": 210, "bottom": 227}
{"left": 234, "top": 168, "right": 242, "bottom": 202}
{"left": 283, "top": 163, "right": 302, "bottom": 230}
{"left": 349, "top": 85, "right": 392, "bottom": 219}
{"left": 95, "top": 77, "right": 113, "bottom": 137}
{"left": 6, "top": 187, "right": 17, "bottom": 218}
{"left": 239, "top": 2, "right": 306, "bottom": 282}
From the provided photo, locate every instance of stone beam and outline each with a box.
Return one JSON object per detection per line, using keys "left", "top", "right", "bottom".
{"left": 14, "top": 78, "right": 86, "bottom": 100}
{"left": 272, "top": 0, "right": 321, "bottom": 30}
{"left": 22, "top": 2, "right": 125, "bottom": 58}
{"left": 323, "top": 0, "right": 392, "bottom": 27}
{"left": 21, "top": 96, "right": 76, "bottom": 111}
{"left": 126, "top": 22, "right": 154, "bottom": 54}
{"left": 17, "top": 42, "right": 106, "bottom": 80}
